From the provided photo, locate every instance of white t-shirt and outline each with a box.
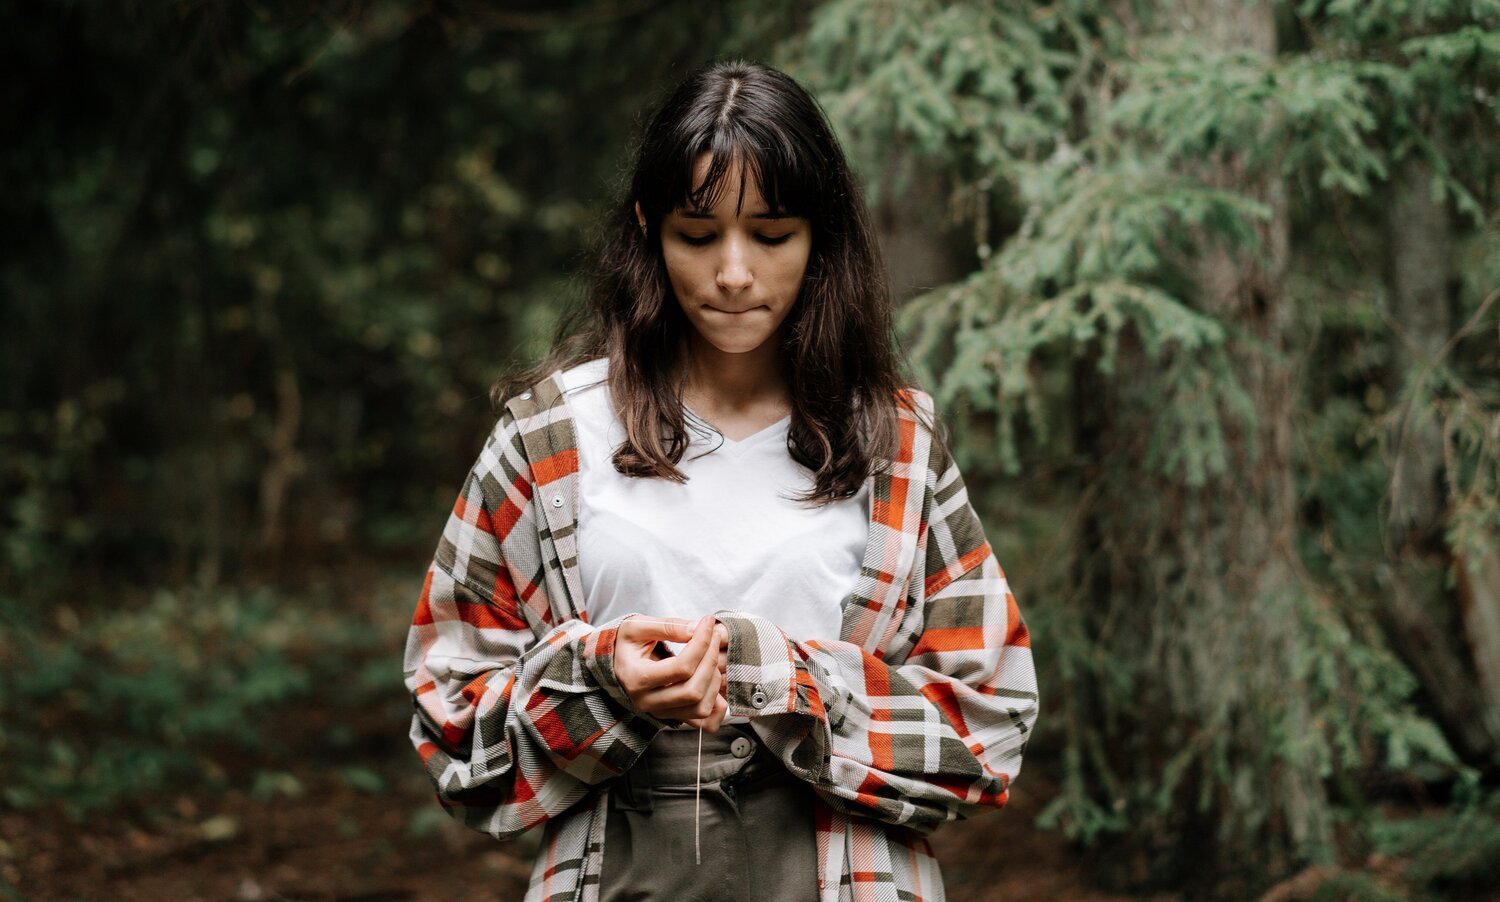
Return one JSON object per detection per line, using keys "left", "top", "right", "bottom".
{"left": 561, "top": 356, "right": 868, "bottom": 695}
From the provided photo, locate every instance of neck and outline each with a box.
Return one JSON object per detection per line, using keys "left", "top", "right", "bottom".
{"left": 679, "top": 332, "right": 789, "bottom": 412}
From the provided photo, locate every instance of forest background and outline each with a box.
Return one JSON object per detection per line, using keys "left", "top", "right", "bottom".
{"left": 2, "top": 1, "right": 1498, "bottom": 899}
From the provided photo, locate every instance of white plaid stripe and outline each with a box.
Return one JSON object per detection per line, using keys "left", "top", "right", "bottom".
{"left": 401, "top": 370, "right": 1039, "bottom": 902}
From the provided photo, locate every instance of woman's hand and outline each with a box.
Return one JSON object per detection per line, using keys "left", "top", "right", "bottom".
{"left": 614, "top": 614, "right": 730, "bottom": 731}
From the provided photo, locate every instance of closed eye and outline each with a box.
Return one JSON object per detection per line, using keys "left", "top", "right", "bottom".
{"left": 676, "top": 233, "right": 794, "bottom": 247}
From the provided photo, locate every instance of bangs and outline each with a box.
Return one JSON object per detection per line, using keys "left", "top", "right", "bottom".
{"left": 659, "top": 125, "right": 825, "bottom": 219}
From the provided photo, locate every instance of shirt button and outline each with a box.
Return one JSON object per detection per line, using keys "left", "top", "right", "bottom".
{"left": 749, "top": 686, "right": 769, "bottom": 709}
{"left": 729, "top": 736, "right": 754, "bottom": 759}
{"left": 551, "top": 495, "right": 564, "bottom": 508}
{"left": 519, "top": 391, "right": 532, "bottom": 400}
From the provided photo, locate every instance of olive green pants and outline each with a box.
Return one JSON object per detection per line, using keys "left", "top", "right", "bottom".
{"left": 600, "top": 724, "right": 820, "bottom": 901}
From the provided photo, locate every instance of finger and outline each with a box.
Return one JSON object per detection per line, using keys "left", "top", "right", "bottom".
{"left": 629, "top": 618, "right": 715, "bottom": 691}
{"left": 704, "top": 693, "right": 728, "bottom": 732}
{"left": 620, "top": 615, "right": 698, "bottom": 645}
{"left": 678, "top": 628, "right": 722, "bottom": 703}
{"left": 671, "top": 615, "right": 715, "bottom": 673}
{"left": 683, "top": 694, "right": 729, "bottom": 733}
{"left": 636, "top": 630, "right": 720, "bottom": 711}
{"left": 661, "top": 702, "right": 711, "bottom": 722}
{"left": 700, "top": 665, "right": 722, "bottom": 715}
{"left": 714, "top": 623, "right": 728, "bottom": 671}
{"left": 617, "top": 642, "right": 676, "bottom": 698}
{"left": 636, "top": 615, "right": 713, "bottom": 689}
{"left": 658, "top": 672, "right": 717, "bottom": 721}
{"left": 628, "top": 656, "right": 693, "bottom": 693}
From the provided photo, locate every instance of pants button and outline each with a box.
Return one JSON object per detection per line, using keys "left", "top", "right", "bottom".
{"left": 729, "top": 736, "right": 754, "bottom": 759}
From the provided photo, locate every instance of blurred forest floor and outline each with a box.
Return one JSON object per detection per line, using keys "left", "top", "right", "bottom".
{"left": 1, "top": 566, "right": 1489, "bottom": 902}
{"left": 0, "top": 567, "right": 1157, "bottom": 902}
{"left": 9, "top": 754, "right": 1147, "bottom": 902}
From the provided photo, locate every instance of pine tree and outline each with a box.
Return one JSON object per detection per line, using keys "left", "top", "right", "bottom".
{"left": 786, "top": 0, "right": 1498, "bottom": 891}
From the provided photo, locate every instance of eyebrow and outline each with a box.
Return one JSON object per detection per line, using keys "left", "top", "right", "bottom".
{"left": 677, "top": 209, "right": 795, "bottom": 221}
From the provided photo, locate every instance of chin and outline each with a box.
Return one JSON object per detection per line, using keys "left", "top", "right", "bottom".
{"left": 702, "top": 335, "right": 776, "bottom": 354}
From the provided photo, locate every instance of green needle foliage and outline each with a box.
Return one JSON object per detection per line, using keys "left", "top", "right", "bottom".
{"left": 2, "top": 1, "right": 1496, "bottom": 897}
{"left": 789, "top": 0, "right": 1498, "bottom": 893}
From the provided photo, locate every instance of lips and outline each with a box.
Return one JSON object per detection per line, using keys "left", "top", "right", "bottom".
{"left": 705, "top": 305, "right": 766, "bottom": 315}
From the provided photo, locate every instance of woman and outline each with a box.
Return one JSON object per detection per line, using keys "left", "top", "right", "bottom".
{"left": 403, "top": 59, "right": 1038, "bottom": 901}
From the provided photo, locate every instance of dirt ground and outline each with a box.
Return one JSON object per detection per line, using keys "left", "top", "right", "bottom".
{"left": 4, "top": 765, "right": 1157, "bottom": 902}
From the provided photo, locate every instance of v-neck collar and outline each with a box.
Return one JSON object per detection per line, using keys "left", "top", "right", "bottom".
{"left": 683, "top": 403, "right": 791, "bottom": 459}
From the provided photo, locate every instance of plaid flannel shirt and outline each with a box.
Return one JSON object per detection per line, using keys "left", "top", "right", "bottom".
{"left": 403, "top": 368, "right": 1039, "bottom": 901}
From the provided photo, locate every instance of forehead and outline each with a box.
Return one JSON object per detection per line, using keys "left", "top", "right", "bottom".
{"left": 676, "top": 151, "right": 775, "bottom": 215}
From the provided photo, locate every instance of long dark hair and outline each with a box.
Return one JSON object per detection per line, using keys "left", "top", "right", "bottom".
{"left": 494, "top": 58, "right": 939, "bottom": 504}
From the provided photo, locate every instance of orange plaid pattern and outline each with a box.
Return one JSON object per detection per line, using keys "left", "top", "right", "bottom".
{"left": 403, "top": 369, "right": 1039, "bottom": 901}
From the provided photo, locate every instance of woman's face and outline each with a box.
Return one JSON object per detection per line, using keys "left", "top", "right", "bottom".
{"left": 646, "top": 154, "right": 812, "bottom": 356}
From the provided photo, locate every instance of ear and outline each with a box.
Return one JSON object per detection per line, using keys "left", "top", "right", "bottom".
{"left": 634, "top": 200, "right": 646, "bottom": 232}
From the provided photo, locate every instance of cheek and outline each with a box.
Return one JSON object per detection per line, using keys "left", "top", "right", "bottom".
{"left": 774, "top": 246, "right": 813, "bottom": 289}
{"left": 661, "top": 248, "right": 707, "bottom": 296}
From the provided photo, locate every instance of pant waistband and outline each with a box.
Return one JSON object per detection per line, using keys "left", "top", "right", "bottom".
{"left": 612, "top": 726, "right": 783, "bottom": 813}
{"left": 642, "top": 726, "right": 769, "bottom": 785}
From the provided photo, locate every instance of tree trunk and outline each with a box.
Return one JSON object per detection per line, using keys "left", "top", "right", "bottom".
{"left": 873, "top": 152, "right": 968, "bottom": 303}
{"left": 1074, "top": 0, "right": 1325, "bottom": 890}
{"left": 1383, "top": 158, "right": 1500, "bottom": 761}
{"left": 1458, "top": 546, "right": 1500, "bottom": 752}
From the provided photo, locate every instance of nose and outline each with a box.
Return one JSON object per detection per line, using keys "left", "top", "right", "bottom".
{"left": 715, "top": 235, "right": 753, "bottom": 293}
